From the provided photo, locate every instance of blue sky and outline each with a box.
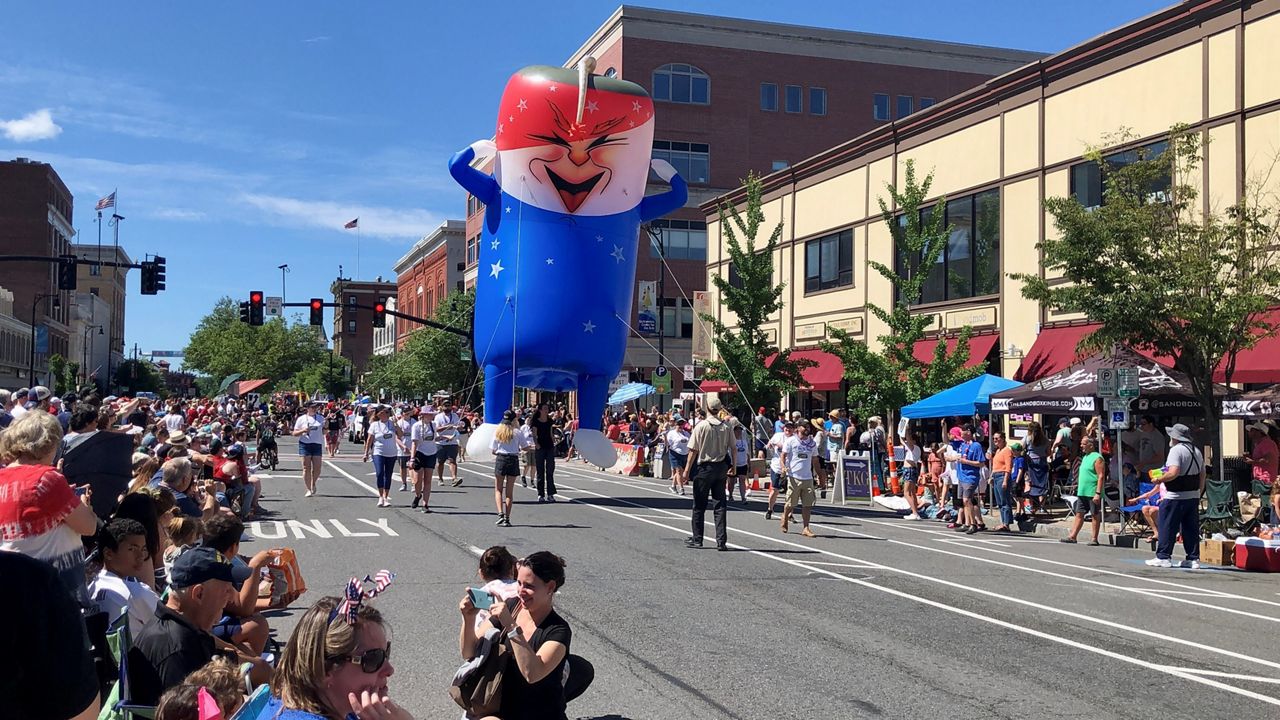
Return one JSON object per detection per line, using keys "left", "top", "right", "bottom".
{"left": 0, "top": 0, "right": 1170, "bottom": 368}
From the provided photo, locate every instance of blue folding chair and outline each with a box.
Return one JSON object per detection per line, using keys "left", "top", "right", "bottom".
{"left": 1118, "top": 481, "right": 1158, "bottom": 536}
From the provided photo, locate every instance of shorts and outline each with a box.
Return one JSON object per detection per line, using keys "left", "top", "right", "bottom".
{"left": 670, "top": 452, "right": 688, "bottom": 469}
{"left": 399, "top": 455, "right": 410, "bottom": 470}
{"left": 1072, "top": 496, "right": 1101, "bottom": 515}
{"left": 212, "top": 614, "right": 242, "bottom": 641}
{"left": 436, "top": 444, "right": 459, "bottom": 463}
{"left": 958, "top": 482, "right": 979, "bottom": 501}
{"left": 521, "top": 448, "right": 536, "bottom": 466}
{"left": 298, "top": 442, "right": 322, "bottom": 457}
{"left": 495, "top": 454, "right": 520, "bottom": 477}
{"left": 326, "top": 430, "right": 340, "bottom": 443}
{"left": 785, "top": 477, "right": 816, "bottom": 508}
{"left": 734, "top": 464, "right": 750, "bottom": 478}
{"left": 900, "top": 466, "right": 919, "bottom": 485}
{"left": 413, "top": 451, "right": 437, "bottom": 471}
{"left": 770, "top": 470, "right": 784, "bottom": 490}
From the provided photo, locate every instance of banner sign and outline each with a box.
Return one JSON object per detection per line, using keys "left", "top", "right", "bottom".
{"left": 841, "top": 454, "right": 871, "bottom": 500}
{"left": 34, "top": 325, "right": 48, "bottom": 354}
{"left": 692, "top": 290, "right": 712, "bottom": 360}
{"left": 637, "top": 281, "right": 658, "bottom": 336}
{"left": 149, "top": 350, "right": 185, "bottom": 358}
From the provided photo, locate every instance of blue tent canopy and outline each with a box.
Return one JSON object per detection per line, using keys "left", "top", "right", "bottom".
{"left": 900, "top": 374, "right": 1024, "bottom": 419}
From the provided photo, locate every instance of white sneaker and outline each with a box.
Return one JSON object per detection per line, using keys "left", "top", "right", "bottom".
{"left": 304, "top": 490, "right": 314, "bottom": 498}
{"left": 904, "top": 513, "right": 922, "bottom": 521}
{"left": 1182, "top": 560, "right": 1202, "bottom": 570}
{"left": 1145, "top": 558, "right": 1172, "bottom": 568}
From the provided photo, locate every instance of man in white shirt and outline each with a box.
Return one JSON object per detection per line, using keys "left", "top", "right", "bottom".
{"left": 9, "top": 387, "right": 28, "bottom": 420}
{"left": 89, "top": 518, "right": 160, "bottom": 637}
{"left": 764, "top": 422, "right": 793, "bottom": 520}
{"left": 780, "top": 423, "right": 819, "bottom": 537}
{"left": 433, "top": 398, "right": 463, "bottom": 487}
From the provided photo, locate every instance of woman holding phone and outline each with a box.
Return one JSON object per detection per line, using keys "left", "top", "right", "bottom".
{"left": 490, "top": 410, "right": 526, "bottom": 527}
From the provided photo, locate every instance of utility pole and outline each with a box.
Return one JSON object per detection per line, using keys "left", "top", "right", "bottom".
{"left": 107, "top": 212, "right": 125, "bottom": 392}
{"left": 278, "top": 263, "right": 290, "bottom": 306}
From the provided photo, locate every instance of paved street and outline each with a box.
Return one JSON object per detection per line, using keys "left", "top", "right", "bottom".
{"left": 247, "top": 440, "right": 1280, "bottom": 720}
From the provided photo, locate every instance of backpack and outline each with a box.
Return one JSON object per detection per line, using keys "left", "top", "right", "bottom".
{"left": 450, "top": 633, "right": 510, "bottom": 716}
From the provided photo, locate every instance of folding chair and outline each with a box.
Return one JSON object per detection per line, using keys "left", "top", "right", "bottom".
{"left": 1117, "top": 482, "right": 1157, "bottom": 536}
{"left": 1200, "top": 477, "right": 1240, "bottom": 537}
{"left": 230, "top": 683, "right": 271, "bottom": 720}
{"left": 100, "top": 609, "right": 156, "bottom": 720}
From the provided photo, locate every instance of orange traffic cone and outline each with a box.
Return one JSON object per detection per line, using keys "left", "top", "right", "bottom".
{"left": 750, "top": 476, "right": 762, "bottom": 492}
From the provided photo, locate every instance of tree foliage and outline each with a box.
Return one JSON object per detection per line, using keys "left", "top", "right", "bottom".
{"left": 820, "top": 160, "right": 984, "bottom": 423}
{"left": 1014, "top": 125, "right": 1280, "bottom": 463}
{"left": 183, "top": 297, "right": 328, "bottom": 383}
{"left": 114, "top": 359, "right": 163, "bottom": 396}
{"left": 699, "top": 172, "right": 812, "bottom": 412}
{"left": 287, "top": 354, "right": 352, "bottom": 398}
{"left": 362, "top": 289, "right": 478, "bottom": 401}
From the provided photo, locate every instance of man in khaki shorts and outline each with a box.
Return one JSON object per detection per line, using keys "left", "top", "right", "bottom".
{"left": 780, "top": 422, "right": 819, "bottom": 537}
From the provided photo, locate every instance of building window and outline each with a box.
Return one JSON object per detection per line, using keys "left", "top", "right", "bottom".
{"left": 760, "top": 83, "right": 778, "bottom": 112}
{"left": 1070, "top": 139, "right": 1169, "bottom": 210}
{"left": 661, "top": 297, "right": 694, "bottom": 339}
{"left": 809, "top": 87, "right": 827, "bottom": 116}
{"left": 466, "top": 234, "right": 479, "bottom": 266}
{"left": 896, "top": 189, "right": 1001, "bottom": 304}
{"left": 652, "top": 140, "right": 709, "bottom": 184}
{"left": 347, "top": 320, "right": 356, "bottom": 334}
{"left": 771, "top": 161, "right": 789, "bottom": 171}
{"left": 873, "top": 93, "right": 890, "bottom": 121}
{"left": 897, "top": 95, "right": 913, "bottom": 119}
{"left": 90, "top": 287, "right": 99, "bottom": 296}
{"left": 466, "top": 194, "right": 484, "bottom": 217}
{"left": 652, "top": 64, "right": 710, "bottom": 105}
{"left": 784, "top": 85, "right": 802, "bottom": 113}
{"left": 648, "top": 219, "right": 707, "bottom": 261}
{"left": 804, "top": 229, "right": 853, "bottom": 294}
{"left": 727, "top": 262, "right": 744, "bottom": 290}
{"left": 920, "top": 97, "right": 936, "bottom": 109}
{"left": 89, "top": 263, "right": 101, "bottom": 276}
{"left": 603, "top": 67, "right": 617, "bottom": 78}
{"left": 347, "top": 295, "right": 357, "bottom": 305}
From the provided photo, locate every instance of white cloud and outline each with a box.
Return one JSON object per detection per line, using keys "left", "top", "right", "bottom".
{"left": 148, "top": 207, "right": 207, "bottom": 221}
{"left": 0, "top": 108, "right": 62, "bottom": 141}
{"left": 240, "top": 193, "right": 445, "bottom": 239}
{"left": 302, "top": 35, "right": 331, "bottom": 43}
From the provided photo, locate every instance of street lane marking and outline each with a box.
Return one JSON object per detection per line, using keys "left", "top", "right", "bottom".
{"left": 324, "top": 460, "right": 379, "bottom": 495}
{"left": 467, "top": 545, "right": 484, "bottom": 556}
{"left": 1152, "top": 667, "right": 1280, "bottom": 685}
{"left": 248, "top": 518, "right": 396, "bottom": 539}
{"left": 548, "top": 481, "right": 1280, "bottom": 707}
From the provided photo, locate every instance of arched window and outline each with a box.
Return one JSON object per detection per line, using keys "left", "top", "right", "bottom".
{"left": 652, "top": 64, "right": 710, "bottom": 105}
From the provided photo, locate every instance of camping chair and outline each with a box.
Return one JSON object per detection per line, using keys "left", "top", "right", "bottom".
{"left": 1200, "top": 477, "right": 1240, "bottom": 537}
{"left": 1117, "top": 482, "right": 1157, "bottom": 536}
{"left": 99, "top": 609, "right": 156, "bottom": 720}
{"left": 230, "top": 684, "right": 271, "bottom": 720}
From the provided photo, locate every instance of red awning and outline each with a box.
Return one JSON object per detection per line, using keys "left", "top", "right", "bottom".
{"left": 781, "top": 348, "right": 845, "bottom": 391}
{"left": 699, "top": 380, "right": 736, "bottom": 393}
{"left": 912, "top": 333, "right": 999, "bottom": 369}
{"left": 1015, "top": 314, "right": 1280, "bottom": 384}
{"left": 234, "top": 379, "right": 269, "bottom": 396}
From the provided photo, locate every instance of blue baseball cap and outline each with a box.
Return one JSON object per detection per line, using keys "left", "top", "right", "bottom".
{"left": 169, "top": 546, "right": 252, "bottom": 589}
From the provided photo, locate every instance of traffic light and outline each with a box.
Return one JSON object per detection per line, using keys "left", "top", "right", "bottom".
{"left": 309, "top": 298, "right": 324, "bottom": 326}
{"left": 140, "top": 255, "right": 167, "bottom": 295}
{"left": 373, "top": 299, "right": 386, "bottom": 328}
{"left": 57, "top": 255, "right": 77, "bottom": 291}
{"left": 239, "top": 301, "right": 251, "bottom": 323}
{"left": 249, "top": 291, "right": 264, "bottom": 326}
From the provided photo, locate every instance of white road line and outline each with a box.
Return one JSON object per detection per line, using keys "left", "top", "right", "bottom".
{"left": 550, "top": 476, "right": 1280, "bottom": 675}
{"left": 324, "top": 460, "right": 379, "bottom": 495}
{"left": 466, "top": 545, "right": 485, "bottom": 557}
{"left": 549, "top": 481, "right": 1280, "bottom": 708}
{"left": 1151, "top": 667, "right": 1280, "bottom": 685}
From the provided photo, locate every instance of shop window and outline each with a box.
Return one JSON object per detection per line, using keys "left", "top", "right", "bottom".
{"left": 1070, "top": 139, "right": 1170, "bottom": 210}
{"left": 896, "top": 190, "right": 1002, "bottom": 305}
{"left": 804, "top": 229, "right": 853, "bottom": 294}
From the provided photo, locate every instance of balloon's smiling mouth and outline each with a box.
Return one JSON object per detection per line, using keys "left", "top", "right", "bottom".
{"left": 546, "top": 168, "right": 604, "bottom": 213}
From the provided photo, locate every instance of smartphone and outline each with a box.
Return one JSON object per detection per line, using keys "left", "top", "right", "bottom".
{"left": 468, "top": 587, "right": 494, "bottom": 608}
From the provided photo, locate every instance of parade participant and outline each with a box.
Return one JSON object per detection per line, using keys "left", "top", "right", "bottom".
{"left": 780, "top": 422, "right": 818, "bottom": 537}
{"left": 293, "top": 402, "right": 325, "bottom": 497}
{"left": 325, "top": 405, "right": 346, "bottom": 458}
{"left": 1062, "top": 435, "right": 1106, "bottom": 546}
{"left": 763, "top": 422, "right": 794, "bottom": 520}
{"left": 729, "top": 422, "right": 750, "bottom": 504}
{"left": 364, "top": 406, "right": 404, "bottom": 508}
{"left": 665, "top": 418, "right": 690, "bottom": 495}
{"left": 1146, "top": 423, "right": 1206, "bottom": 569}
{"left": 530, "top": 403, "right": 558, "bottom": 502}
{"left": 491, "top": 410, "right": 527, "bottom": 527}
{"left": 953, "top": 425, "right": 988, "bottom": 534}
{"left": 900, "top": 428, "right": 923, "bottom": 521}
{"left": 434, "top": 398, "right": 463, "bottom": 488}
{"left": 396, "top": 407, "right": 415, "bottom": 491}
{"left": 410, "top": 405, "right": 438, "bottom": 511}
{"left": 685, "top": 397, "right": 734, "bottom": 551}
{"left": 459, "top": 551, "right": 572, "bottom": 720}
{"left": 520, "top": 413, "right": 537, "bottom": 488}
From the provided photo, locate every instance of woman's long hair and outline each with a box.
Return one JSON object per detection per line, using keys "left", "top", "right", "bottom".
{"left": 1028, "top": 421, "right": 1046, "bottom": 448}
{"left": 272, "top": 596, "right": 385, "bottom": 719}
{"left": 495, "top": 420, "right": 515, "bottom": 444}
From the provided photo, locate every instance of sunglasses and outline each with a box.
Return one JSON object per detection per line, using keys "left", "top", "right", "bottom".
{"left": 332, "top": 642, "right": 391, "bottom": 673}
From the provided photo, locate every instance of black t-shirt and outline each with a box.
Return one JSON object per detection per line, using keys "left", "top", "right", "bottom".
{"left": 0, "top": 553, "right": 99, "bottom": 720}
{"left": 500, "top": 609, "right": 571, "bottom": 720}
{"left": 327, "top": 414, "right": 344, "bottom": 431}
{"left": 128, "top": 603, "right": 219, "bottom": 706}
{"left": 531, "top": 417, "right": 555, "bottom": 449}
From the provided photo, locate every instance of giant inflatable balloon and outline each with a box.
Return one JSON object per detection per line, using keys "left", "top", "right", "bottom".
{"left": 449, "top": 58, "right": 687, "bottom": 467}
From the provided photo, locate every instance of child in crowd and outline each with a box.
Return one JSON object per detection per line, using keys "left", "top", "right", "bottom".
{"left": 154, "top": 657, "right": 246, "bottom": 720}
{"left": 162, "top": 515, "right": 202, "bottom": 579}
{"left": 472, "top": 545, "right": 520, "bottom": 631}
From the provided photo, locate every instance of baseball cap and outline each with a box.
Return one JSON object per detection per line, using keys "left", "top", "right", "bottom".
{"left": 169, "top": 546, "right": 252, "bottom": 589}
{"left": 1069, "top": 417, "right": 1082, "bottom": 426}
{"left": 30, "top": 386, "right": 50, "bottom": 402}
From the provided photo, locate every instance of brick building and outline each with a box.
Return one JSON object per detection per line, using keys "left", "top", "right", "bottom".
{"left": 0, "top": 157, "right": 76, "bottom": 386}
{"left": 71, "top": 242, "right": 131, "bottom": 378}
{"left": 461, "top": 6, "right": 1042, "bottom": 396}
{"left": 331, "top": 278, "right": 397, "bottom": 382}
{"left": 393, "top": 220, "right": 466, "bottom": 349}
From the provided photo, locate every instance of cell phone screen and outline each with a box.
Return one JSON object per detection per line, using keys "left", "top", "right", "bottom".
{"left": 468, "top": 587, "right": 493, "bottom": 608}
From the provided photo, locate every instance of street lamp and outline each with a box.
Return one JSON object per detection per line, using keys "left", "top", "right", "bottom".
{"left": 278, "top": 264, "right": 290, "bottom": 307}
{"left": 643, "top": 223, "right": 667, "bottom": 403}
{"left": 29, "top": 292, "right": 61, "bottom": 386}
{"left": 82, "top": 324, "right": 104, "bottom": 386}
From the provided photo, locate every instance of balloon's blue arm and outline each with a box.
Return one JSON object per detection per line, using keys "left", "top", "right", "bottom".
{"left": 639, "top": 159, "right": 689, "bottom": 223}
{"left": 448, "top": 141, "right": 503, "bottom": 233}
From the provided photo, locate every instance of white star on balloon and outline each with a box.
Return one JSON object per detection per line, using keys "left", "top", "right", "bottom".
{"left": 489, "top": 261, "right": 504, "bottom": 278}
{"left": 508, "top": 115, "right": 514, "bottom": 122}
{"left": 611, "top": 245, "right": 624, "bottom": 263}
{"left": 517, "top": 99, "right": 528, "bottom": 111}
{"left": 595, "top": 235, "right": 604, "bottom": 243}
{"left": 582, "top": 320, "right": 596, "bottom": 333}
{"left": 505, "top": 206, "right": 511, "bottom": 213}
{"left": 632, "top": 100, "right": 641, "bottom": 112}
{"left": 586, "top": 100, "right": 599, "bottom": 114}
{"left": 545, "top": 257, "right": 555, "bottom": 265}
{"left": 490, "top": 239, "right": 500, "bottom": 250}
{"left": 549, "top": 85, "right": 558, "bottom": 92}
{"left": 498, "top": 123, "right": 504, "bottom": 134}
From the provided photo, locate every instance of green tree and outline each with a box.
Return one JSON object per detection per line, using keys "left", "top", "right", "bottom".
{"left": 114, "top": 359, "right": 163, "bottom": 395}
{"left": 47, "top": 354, "right": 80, "bottom": 396}
{"left": 699, "top": 172, "right": 812, "bottom": 412}
{"left": 821, "top": 160, "right": 983, "bottom": 425}
{"left": 364, "top": 290, "right": 478, "bottom": 401}
{"left": 288, "top": 354, "right": 352, "bottom": 398}
{"left": 184, "top": 297, "right": 327, "bottom": 382}
{"left": 1014, "top": 125, "right": 1280, "bottom": 470}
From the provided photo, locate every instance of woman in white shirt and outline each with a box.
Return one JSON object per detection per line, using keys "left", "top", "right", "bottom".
{"left": 728, "top": 422, "right": 751, "bottom": 504}
{"left": 665, "top": 420, "right": 691, "bottom": 496}
{"left": 490, "top": 410, "right": 527, "bottom": 527}
{"left": 410, "top": 406, "right": 438, "bottom": 513}
{"left": 291, "top": 403, "right": 325, "bottom": 497}
{"left": 363, "top": 406, "right": 405, "bottom": 508}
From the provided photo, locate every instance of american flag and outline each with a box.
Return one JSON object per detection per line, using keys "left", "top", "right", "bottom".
{"left": 344, "top": 217, "right": 359, "bottom": 229}
{"left": 95, "top": 191, "right": 116, "bottom": 211}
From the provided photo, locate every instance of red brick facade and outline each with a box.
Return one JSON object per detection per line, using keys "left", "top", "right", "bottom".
{"left": 393, "top": 220, "right": 466, "bottom": 349}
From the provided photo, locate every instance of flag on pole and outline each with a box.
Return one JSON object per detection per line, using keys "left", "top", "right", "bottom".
{"left": 344, "top": 218, "right": 359, "bottom": 229}
{"left": 95, "top": 191, "right": 116, "bottom": 211}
